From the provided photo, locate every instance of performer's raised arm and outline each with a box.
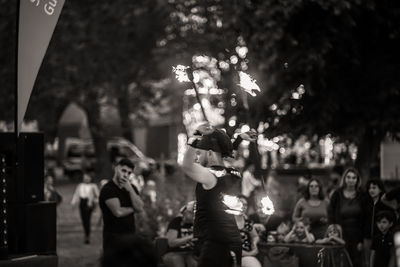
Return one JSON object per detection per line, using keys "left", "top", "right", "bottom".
{"left": 181, "top": 144, "right": 216, "bottom": 189}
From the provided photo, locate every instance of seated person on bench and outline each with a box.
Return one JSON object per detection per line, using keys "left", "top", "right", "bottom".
{"left": 163, "top": 201, "right": 198, "bottom": 267}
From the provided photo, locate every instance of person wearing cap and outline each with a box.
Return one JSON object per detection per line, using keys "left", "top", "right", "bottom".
{"left": 162, "top": 201, "right": 198, "bottom": 267}
{"left": 181, "top": 123, "right": 255, "bottom": 267}
{"left": 99, "top": 158, "right": 144, "bottom": 255}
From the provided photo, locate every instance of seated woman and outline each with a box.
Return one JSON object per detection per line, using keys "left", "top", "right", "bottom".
{"left": 163, "top": 201, "right": 197, "bottom": 267}
{"left": 283, "top": 218, "right": 315, "bottom": 244}
{"left": 235, "top": 196, "right": 262, "bottom": 267}
{"left": 315, "top": 224, "right": 346, "bottom": 245}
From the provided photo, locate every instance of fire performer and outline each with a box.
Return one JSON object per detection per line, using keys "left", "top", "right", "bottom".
{"left": 181, "top": 123, "right": 255, "bottom": 267}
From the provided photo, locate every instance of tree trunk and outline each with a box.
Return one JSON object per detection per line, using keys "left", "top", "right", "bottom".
{"left": 117, "top": 85, "right": 134, "bottom": 143}
{"left": 82, "top": 101, "right": 113, "bottom": 181}
{"left": 355, "top": 127, "right": 384, "bottom": 184}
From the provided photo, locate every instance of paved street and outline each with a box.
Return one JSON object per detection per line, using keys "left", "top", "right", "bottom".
{"left": 56, "top": 179, "right": 102, "bottom": 267}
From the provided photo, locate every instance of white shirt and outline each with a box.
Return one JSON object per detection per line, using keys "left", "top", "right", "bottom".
{"left": 71, "top": 183, "right": 99, "bottom": 207}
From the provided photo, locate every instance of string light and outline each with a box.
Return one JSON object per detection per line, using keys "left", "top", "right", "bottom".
{"left": 0, "top": 155, "right": 7, "bottom": 250}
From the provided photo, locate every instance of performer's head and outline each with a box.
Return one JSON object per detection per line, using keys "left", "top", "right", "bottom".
{"left": 191, "top": 127, "right": 233, "bottom": 167}
{"left": 114, "top": 158, "right": 135, "bottom": 184}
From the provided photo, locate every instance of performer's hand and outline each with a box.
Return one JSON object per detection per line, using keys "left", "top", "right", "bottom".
{"left": 187, "top": 135, "right": 202, "bottom": 146}
{"left": 240, "top": 129, "right": 257, "bottom": 142}
{"left": 195, "top": 122, "right": 214, "bottom": 135}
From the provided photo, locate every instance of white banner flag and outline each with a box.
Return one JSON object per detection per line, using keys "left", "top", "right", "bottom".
{"left": 18, "top": 0, "right": 65, "bottom": 133}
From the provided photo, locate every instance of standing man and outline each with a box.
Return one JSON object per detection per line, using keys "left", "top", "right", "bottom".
{"left": 181, "top": 124, "right": 253, "bottom": 267}
{"left": 99, "top": 158, "right": 144, "bottom": 254}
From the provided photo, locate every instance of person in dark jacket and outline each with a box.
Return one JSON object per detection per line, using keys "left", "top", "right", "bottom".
{"left": 370, "top": 210, "right": 396, "bottom": 267}
{"left": 328, "top": 167, "right": 365, "bottom": 267}
{"left": 363, "top": 180, "right": 394, "bottom": 241}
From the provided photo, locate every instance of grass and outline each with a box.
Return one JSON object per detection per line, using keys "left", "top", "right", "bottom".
{"left": 56, "top": 181, "right": 102, "bottom": 267}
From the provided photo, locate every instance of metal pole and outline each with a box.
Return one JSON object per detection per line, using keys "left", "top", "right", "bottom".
{"left": 15, "top": 0, "right": 19, "bottom": 139}
{"left": 187, "top": 67, "right": 209, "bottom": 122}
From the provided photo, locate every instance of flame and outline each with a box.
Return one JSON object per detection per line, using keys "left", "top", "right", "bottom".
{"left": 172, "top": 65, "right": 191, "bottom": 82}
{"left": 222, "top": 194, "right": 243, "bottom": 215}
{"left": 260, "top": 196, "right": 275, "bottom": 215}
{"left": 238, "top": 71, "right": 261, "bottom": 97}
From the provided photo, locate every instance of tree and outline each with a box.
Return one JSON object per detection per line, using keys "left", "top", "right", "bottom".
{"left": 167, "top": 0, "right": 400, "bottom": 180}
{"left": 0, "top": 0, "right": 17, "bottom": 123}
{"left": 0, "top": 0, "right": 176, "bottom": 179}
{"left": 235, "top": 0, "right": 400, "bottom": 180}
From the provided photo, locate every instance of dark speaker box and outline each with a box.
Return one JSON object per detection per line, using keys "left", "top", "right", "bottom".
{"left": 0, "top": 132, "right": 46, "bottom": 255}
{"left": 6, "top": 203, "right": 25, "bottom": 254}
{"left": 0, "top": 132, "right": 18, "bottom": 203}
{"left": 0, "top": 132, "right": 44, "bottom": 203}
{"left": 24, "top": 202, "right": 56, "bottom": 254}
{"left": 17, "top": 133, "right": 44, "bottom": 203}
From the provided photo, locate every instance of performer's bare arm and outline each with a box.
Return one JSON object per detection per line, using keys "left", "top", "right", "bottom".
{"left": 181, "top": 145, "right": 216, "bottom": 190}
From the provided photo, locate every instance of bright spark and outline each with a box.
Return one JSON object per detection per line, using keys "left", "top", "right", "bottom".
{"left": 172, "top": 65, "right": 191, "bottom": 82}
{"left": 238, "top": 71, "right": 261, "bottom": 97}
{"left": 260, "top": 196, "right": 275, "bottom": 215}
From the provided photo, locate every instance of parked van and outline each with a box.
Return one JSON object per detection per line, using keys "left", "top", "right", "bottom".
{"left": 62, "top": 137, "right": 155, "bottom": 179}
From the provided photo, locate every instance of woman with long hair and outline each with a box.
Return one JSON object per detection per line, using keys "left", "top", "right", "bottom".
{"left": 328, "top": 167, "right": 365, "bottom": 267}
{"left": 292, "top": 178, "right": 329, "bottom": 239}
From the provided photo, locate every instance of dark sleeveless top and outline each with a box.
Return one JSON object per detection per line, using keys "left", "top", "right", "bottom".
{"left": 194, "top": 166, "right": 242, "bottom": 245}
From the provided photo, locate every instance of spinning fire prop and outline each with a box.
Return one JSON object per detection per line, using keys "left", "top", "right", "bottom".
{"left": 238, "top": 71, "right": 261, "bottom": 97}
{"left": 260, "top": 195, "right": 275, "bottom": 215}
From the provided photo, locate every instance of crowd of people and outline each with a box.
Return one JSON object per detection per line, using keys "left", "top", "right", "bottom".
{"left": 262, "top": 168, "right": 399, "bottom": 267}
{"left": 45, "top": 124, "right": 400, "bottom": 267}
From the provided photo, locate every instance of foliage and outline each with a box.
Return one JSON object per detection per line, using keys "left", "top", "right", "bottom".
{"left": 166, "top": 0, "right": 400, "bottom": 179}
{"left": 0, "top": 0, "right": 17, "bottom": 122}
{"left": 2, "top": 0, "right": 400, "bottom": 179}
{"left": 0, "top": 0, "right": 177, "bottom": 178}
{"left": 137, "top": 169, "right": 196, "bottom": 238}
